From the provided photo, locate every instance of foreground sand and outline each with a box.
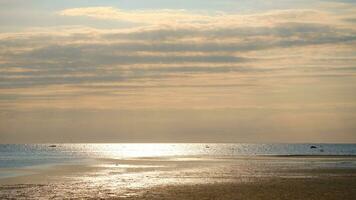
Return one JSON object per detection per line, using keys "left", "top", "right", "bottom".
{"left": 1, "top": 156, "right": 355, "bottom": 199}
{"left": 131, "top": 177, "right": 356, "bottom": 200}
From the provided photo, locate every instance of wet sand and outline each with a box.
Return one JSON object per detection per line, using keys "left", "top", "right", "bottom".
{"left": 0, "top": 156, "right": 355, "bottom": 199}
{"left": 133, "top": 176, "right": 356, "bottom": 200}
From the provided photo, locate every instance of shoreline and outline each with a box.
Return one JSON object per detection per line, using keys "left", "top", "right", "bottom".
{"left": 1, "top": 155, "right": 356, "bottom": 199}
{"left": 1, "top": 154, "right": 356, "bottom": 182}
{"left": 1, "top": 168, "right": 355, "bottom": 199}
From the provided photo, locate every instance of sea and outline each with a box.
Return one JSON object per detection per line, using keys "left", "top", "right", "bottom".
{"left": 1, "top": 143, "right": 356, "bottom": 198}
{"left": 1, "top": 143, "right": 355, "bottom": 169}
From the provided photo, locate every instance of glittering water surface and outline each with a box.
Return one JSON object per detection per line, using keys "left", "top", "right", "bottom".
{"left": 0, "top": 143, "right": 356, "bottom": 169}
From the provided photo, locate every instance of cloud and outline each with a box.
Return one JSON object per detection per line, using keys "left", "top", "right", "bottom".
{"left": 0, "top": 7, "right": 355, "bottom": 113}
{"left": 1, "top": 21, "right": 354, "bottom": 72}
{"left": 59, "top": 7, "right": 213, "bottom": 25}
{"left": 59, "top": 7, "right": 344, "bottom": 27}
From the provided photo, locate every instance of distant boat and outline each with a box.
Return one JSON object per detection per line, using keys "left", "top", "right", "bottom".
{"left": 49, "top": 145, "right": 57, "bottom": 148}
{"left": 310, "top": 145, "right": 317, "bottom": 149}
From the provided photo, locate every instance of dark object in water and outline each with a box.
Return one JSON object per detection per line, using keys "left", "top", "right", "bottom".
{"left": 49, "top": 145, "right": 57, "bottom": 148}
{"left": 205, "top": 145, "right": 210, "bottom": 148}
{"left": 310, "top": 145, "right": 317, "bottom": 149}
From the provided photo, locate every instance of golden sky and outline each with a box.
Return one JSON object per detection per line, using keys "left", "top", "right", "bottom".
{"left": 0, "top": 0, "right": 355, "bottom": 143}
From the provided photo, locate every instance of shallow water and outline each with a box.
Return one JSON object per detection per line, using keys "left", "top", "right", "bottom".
{"left": 0, "top": 143, "right": 355, "bottom": 169}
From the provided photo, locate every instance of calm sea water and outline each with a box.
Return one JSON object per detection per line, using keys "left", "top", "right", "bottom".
{"left": 0, "top": 143, "right": 355, "bottom": 169}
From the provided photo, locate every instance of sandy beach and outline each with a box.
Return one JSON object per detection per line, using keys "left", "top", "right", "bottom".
{"left": 1, "top": 155, "right": 355, "bottom": 199}
{"left": 133, "top": 176, "right": 356, "bottom": 200}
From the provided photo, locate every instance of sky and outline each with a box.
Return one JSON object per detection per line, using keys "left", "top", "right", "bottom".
{"left": 0, "top": 0, "right": 355, "bottom": 143}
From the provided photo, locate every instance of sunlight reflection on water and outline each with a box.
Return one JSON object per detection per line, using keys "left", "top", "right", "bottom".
{"left": 51, "top": 143, "right": 356, "bottom": 159}
{"left": 90, "top": 143, "right": 190, "bottom": 158}
{"left": 1, "top": 143, "right": 356, "bottom": 169}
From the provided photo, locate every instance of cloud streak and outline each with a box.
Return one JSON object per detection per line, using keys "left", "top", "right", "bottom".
{"left": 58, "top": 6, "right": 346, "bottom": 27}
{"left": 0, "top": 5, "right": 355, "bottom": 111}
